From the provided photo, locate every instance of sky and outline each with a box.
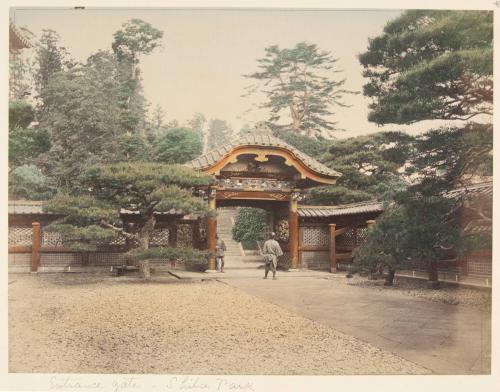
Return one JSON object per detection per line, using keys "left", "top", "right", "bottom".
{"left": 10, "top": 7, "right": 471, "bottom": 138}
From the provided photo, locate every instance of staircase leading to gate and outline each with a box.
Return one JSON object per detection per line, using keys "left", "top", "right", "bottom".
{"left": 216, "top": 208, "right": 262, "bottom": 269}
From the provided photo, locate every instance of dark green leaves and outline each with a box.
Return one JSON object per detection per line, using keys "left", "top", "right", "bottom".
{"left": 127, "top": 247, "right": 208, "bottom": 263}
{"left": 232, "top": 208, "right": 267, "bottom": 243}
{"left": 153, "top": 127, "right": 203, "bottom": 164}
{"left": 360, "top": 10, "right": 493, "bottom": 124}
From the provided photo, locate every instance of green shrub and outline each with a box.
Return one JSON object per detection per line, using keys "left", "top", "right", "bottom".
{"left": 232, "top": 208, "right": 267, "bottom": 243}
{"left": 127, "top": 246, "right": 208, "bottom": 263}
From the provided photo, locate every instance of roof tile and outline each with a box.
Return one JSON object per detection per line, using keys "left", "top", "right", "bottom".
{"left": 186, "top": 125, "right": 342, "bottom": 178}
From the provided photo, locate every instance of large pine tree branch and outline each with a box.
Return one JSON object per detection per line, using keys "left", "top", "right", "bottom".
{"left": 100, "top": 220, "right": 137, "bottom": 240}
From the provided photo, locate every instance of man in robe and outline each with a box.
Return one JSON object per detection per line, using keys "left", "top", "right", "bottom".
{"left": 262, "top": 232, "right": 283, "bottom": 280}
{"left": 216, "top": 235, "right": 227, "bottom": 272}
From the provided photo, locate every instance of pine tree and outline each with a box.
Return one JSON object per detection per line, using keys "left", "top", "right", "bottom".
{"left": 245, "top": 42, "right": 355, "bottom": 138}
{"left": 44, "top": 163, "right": 213, "bottom": 277}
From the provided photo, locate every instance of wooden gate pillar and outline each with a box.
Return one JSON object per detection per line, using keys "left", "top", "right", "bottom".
{"left": 289, "top": 192, "right": 299, "bottom": 270}
{"left": 31, "top": 222, "right": 41, "bottom": 273}
{"left": 329, "top": 224, "right": 337, "bottom": 273}
{"left": 206, "top": 190, "right": 217, "bottom": 272}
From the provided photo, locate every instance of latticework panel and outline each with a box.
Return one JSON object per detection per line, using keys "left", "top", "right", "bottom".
{"left": 177, "top": 224, "right": 193, "bottom": 248}
{"left": 337, "top": 228, "right": 357, "bottom": 247}
{"left": 466, "top": 261, "right": 492, "bottom": 276}
{"left": 88, "top": 252, "right": 128, "bottom": 266}
{"left": 8, "top": 253, "right": 31, "bottom": 266}
{"left": 356, "top": 227, "right": 368, "bottom": 244}
{"left": 301, "top": 226, "right": 329, "bottom": 247}
{"left": 40, "top": 253, "right": 82, "bottom": 266}
{"left": 337, "top": 227, "right": 369, "bottom": 247}
{"left": 150, "top": 228, "right": 170, "bottom": 246}
{"left": 9, "top": 226, "right": 32, "bottom": 246}
{"left": 108, "top": 236, "right": 127, "bottom": 246}
{"left": 42, "top": 230, "right": 64, "bottom": 247}
{"left": 278, "top": 252, "right": 291, "bottom": 269}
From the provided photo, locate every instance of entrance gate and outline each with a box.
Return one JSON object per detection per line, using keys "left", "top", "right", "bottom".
{"left": 187, "top": 123, "right": 341, "bottom": 272}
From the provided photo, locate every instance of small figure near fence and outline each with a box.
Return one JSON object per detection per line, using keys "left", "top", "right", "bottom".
{"left": 263, "top": 232, "right": 283, "bottom": 280}
{"left": 216, "top": 235, "right": 227, "bottom": 273}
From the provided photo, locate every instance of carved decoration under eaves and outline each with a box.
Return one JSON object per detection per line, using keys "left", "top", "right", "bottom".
{"left": 216, "top": 177, "right": 293, "bottom": 192}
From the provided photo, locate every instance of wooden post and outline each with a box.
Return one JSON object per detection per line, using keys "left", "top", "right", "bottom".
{"left": 289, "top": 194, "right": 299, "bottom": 270}
{"left": 366, "top": 220, "right": 376, "bottom": 230}
{"left": 206, "top": 191, "right": 217, "bottom": 272}
{"left": 329, "top": 224, "right": 337, "bottom": 273}
{"left": 31, "top": 222, "right": 41, "bottom": 273}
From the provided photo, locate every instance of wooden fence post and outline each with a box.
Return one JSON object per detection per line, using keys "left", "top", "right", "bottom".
{"left": 31, "top": 222, "right": 41, "bottom": 273}
{"left": 329, "top": 224, "right": 337, "bottom": 273}
{"left": 366, "top": 220, "right": 376, "bottom": 230}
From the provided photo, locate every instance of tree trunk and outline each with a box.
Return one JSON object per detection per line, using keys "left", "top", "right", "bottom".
{"left": 289, "top": 103, "right": 302, "bottom": 133}
{"left": 384, "top": 268, "right": 395, "bottom": 286}
{"left": 139, "top": 260, "right": 151, "bottom": 279}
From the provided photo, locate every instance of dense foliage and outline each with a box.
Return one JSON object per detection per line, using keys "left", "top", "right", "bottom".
{"left": 359, "top": 10, "right": 493, "bottom": 124}
{"left": 44, "top": 163, "right": 213, "bottom": 260}
{"left": 9, "top": 101, "right": 51, "bottom": 169}
{"left": 232, "top": 208, "right": 267, "bottom": 244}
{"left": 206, "top": 118, "right": 233, "bottom": 150}
{"left": 306, "top": 131, "right": 414, "bottom": 205}
{"left": 274, "top": 129, "right": 329, "bottom": 158}
{"left": 153, "top": 127, "right": 203, "bottom": 164}
{"left": 9, "top": 165, "right": 55, "bottom": 200}
{"left": 354, "top": 10, "right": 493, "bottom": 286}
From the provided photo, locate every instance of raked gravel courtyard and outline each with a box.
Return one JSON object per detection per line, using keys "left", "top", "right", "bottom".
{"left": 8, "top": 273, "right": 429, "bottom": 375}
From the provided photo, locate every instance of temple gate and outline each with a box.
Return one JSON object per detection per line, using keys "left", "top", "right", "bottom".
{"left": 187, "top": 123, "right": 342, "bottom": 272}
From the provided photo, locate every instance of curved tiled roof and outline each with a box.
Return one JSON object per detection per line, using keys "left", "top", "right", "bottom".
{"left": 9, "top": 200, "right": 48, "bottom": 215}
{"left": 298, "top": 201, "right": 384, "bottom": 218}
{"left": 9, "top": 21, "right": 32, "bottom": 51}
{"left": 444, "top": 181, "right": 493, "bottom": 199}
{"left": 188, "top": 126, "right": 341, "bottom": 179}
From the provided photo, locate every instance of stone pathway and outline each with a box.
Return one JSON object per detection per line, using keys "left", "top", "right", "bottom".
{"left": 220, "top": 273, "right": 491, "bottom": 374}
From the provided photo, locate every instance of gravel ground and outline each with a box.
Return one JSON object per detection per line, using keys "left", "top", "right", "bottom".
{"left": 8, "top": 273, "right": 429, "bottom": 375}
{"left": 343, "top": 275, "right": 492, "bottom": 310}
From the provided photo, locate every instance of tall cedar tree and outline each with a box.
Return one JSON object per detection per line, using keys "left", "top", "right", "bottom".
{"left": 206, "top": 119, "right": 233, "bottom": 150}
{"left": 33, "top": 29, "right": 70, "bottom": 119}
{"left": 44, "top": 163, "right": 213, "bottom": 276}
{"left": 112, "top": 19, "right": 163, "bottom": 134}
{"left": 245, "top": 42, "right": 354, "bottom": 138}
{"left": 38, "top": 51, "right": 123, "bottom": 188}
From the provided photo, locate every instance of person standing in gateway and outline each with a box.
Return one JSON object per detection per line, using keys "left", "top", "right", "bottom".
{"left": 262, "top": 232, "right": 283, "bottom": 280}
{"left": 216, "top": 235, "right": 227, "bottom": 273}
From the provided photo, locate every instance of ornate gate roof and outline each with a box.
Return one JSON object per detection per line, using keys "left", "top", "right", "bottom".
{"left": 188, "top": 124, "right": 341, "bottom": 186}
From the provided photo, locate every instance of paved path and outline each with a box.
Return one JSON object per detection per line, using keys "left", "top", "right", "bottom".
{"left": 172, "top": 268, "right": 491, "bottom": 375}
{"left": 219, "top": 273, "right": 491, "bottom": 375}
